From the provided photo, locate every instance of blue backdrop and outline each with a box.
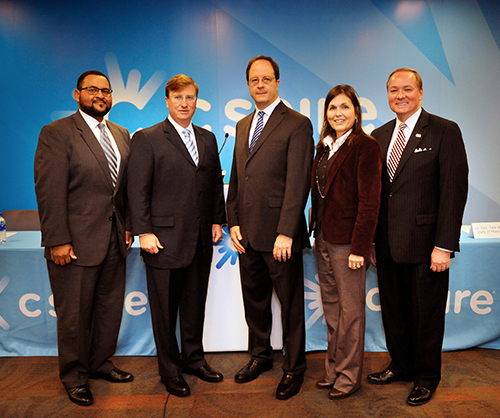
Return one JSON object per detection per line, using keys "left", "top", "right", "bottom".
{"left": 1, "top": 0, "right": 500, "bottom": 223}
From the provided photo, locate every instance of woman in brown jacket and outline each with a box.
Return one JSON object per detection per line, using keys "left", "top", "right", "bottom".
{"left": 310, "top": 85, "right": 382, "bottom": 399}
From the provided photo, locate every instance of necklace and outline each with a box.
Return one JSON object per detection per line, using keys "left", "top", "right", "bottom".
{"left": 315, "top": 145, "right": 330, "bottom": 199}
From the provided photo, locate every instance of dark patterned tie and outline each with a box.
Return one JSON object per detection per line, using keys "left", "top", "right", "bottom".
{"left": 98, "top": 123, "right": 118, "bottom": 187}
{"left": 387, "top": 122, "right": 407, "bottom": 181}
{"left": 249, "top": 111, "right": 265, "bottom": 153}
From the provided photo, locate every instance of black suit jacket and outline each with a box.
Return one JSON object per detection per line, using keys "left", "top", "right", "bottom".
{"left": 372, "top": 109, "right": 468, "bottom": 264}
{"left": 227, "top": 101, "right": 314, "bottom": 252}
{"left": 127, "top": 118, "right": 226, "bottom": 269}
{"left": 34, "top": 111, "right": 131, "bottom": 265}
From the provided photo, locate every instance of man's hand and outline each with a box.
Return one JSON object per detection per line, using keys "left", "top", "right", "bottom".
{"left": 125, "top": 231, "right": 134, "bottom": 250}
{"left": 50, "top": 244, "right": 77, "bottom": 266}
{"left": 139, "top": 233, "right": 164, "bottom": 254}
{"left": 430, "top": 247, "right": 451, "bottom": 272}
{"left": 212, "top": 224, "right": 223, "bottom": 244}
{"left": 230, "top": 226, "right": 245, "bottom": 254}
{"left": 348, "top": 254, "right": 365, "bottom": 270}
{"left": 273, "top": 234, "right": 293, "bottom": 262}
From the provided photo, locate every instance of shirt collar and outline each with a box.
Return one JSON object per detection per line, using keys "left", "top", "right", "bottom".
{"left": 397, "top": 107, "right": 422, "bottom": 132}
{"left": 255, "top": 97, "right": 281, "bottom": 118}
{"left": 168, "top": 115, "right": 193, "bottom": 137}
{"left": 79, "top": 109, "right": 103, "bottom": 130}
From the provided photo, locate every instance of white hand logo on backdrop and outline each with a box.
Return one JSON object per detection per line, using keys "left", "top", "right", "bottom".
{"left": 105, "top": 53, "right": 166, "bottom": 110}
{"left": 304, "top": 274, "right": 325, "bottom": 327}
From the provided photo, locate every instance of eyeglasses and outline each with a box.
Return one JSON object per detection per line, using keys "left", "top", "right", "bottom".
{"left": 248, "top": 77, "right": 275, "bottom": 86}
{"left": 169, "top": 95, "right": 197, "bottom": 103}
{"left": 79, "top": 86, "right": 113, "bottom": 97}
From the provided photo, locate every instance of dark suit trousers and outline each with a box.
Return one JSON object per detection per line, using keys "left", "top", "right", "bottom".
{"left": 145, "top": 235, "right": 210, "bottom": 378}
{"left": 47, "top": 220, "right": 126, "bottom": 389}
{"left": 377, "top": 250, "right": 449, "bottom": 390}
{"left": 238, "top": 243, "right": 306, "bottom": 374}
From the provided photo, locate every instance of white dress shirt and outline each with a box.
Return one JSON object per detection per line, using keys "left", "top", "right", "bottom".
{"left": 79, "top": 109, "right": 122, "bottom": 168}
{"left": 248, "top": 97, "right": 282, "bottom": 147}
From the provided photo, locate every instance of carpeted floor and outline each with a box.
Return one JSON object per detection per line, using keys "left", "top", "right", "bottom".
{"left": 1, "top": 348, "right": 499, "bottom": 417}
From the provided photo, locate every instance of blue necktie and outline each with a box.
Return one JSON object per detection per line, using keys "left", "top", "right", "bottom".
{"left": 98, "top": 123, "right": 118, "bottom": 187}
{"left": 183, "top": 129, "right": 198, "bottom": 166}
{"left": 249, "top": 111, "right": 265, "bottom": 153}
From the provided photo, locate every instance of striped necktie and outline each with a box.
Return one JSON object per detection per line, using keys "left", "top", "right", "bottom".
{"left": 182, "top": 129, "right": 198, "bottom": 166}
{"left": 387, "top": 122, "right": 407, "bottom": 181}
{"left": 249, "top": 111, "right": 265, "bottom": 153}
{"left": 98, "top": 123, "right": 118, "bottom": 187}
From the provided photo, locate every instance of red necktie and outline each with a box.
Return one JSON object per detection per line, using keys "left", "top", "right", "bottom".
{"left": 387, "top": 122, "right": 407, "bottom": 181}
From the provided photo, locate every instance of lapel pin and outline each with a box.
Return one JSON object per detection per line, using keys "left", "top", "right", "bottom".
{"left": 415, "top": 133, "right": 421, "bottom": 138}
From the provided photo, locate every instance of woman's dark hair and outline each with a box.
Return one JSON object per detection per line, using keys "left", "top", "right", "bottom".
{"left": 319, "top": 85, "right": 362, "bottom": 147}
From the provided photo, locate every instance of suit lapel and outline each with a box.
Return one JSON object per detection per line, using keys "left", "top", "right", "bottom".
{"left": 73, "top": 112, "right": 114, "bottom": 190}
{"left": 163, "top": 119, "right": 197, "bottom": 167}
{"left": 238, "top": 113, "right": 253, "bottom": 158}
{"left": 379, "top": 120, "right": 395, "bottom": 162}
{"left": 193, "top": 125, "right": 205, "bottom": 166}
{"left": 247, "top": 101, "right": 286, "bottom": 159}
{"left": 323, "top": 140, "right": 355, "bottom": 197}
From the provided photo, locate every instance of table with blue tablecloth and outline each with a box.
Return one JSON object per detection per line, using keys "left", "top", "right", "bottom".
{"left": 0, "top": 229, "right": 499, "bottom": 356}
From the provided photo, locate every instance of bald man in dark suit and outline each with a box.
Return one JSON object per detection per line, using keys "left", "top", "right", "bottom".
{"left": 368, "top": 68, "right": 468, "bottom": 406}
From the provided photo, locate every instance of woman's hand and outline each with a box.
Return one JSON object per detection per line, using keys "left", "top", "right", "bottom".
{"left": 348, "top": 254, "right": 364, "bottom": 270}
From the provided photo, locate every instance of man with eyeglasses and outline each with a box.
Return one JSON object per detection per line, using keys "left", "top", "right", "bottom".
{"left": 35, "top": 70, "right": 134, "bottom": 406}
{"left": 127, "top": 74, "right": 226, "bottom": 397}
{"left": 227, "top": 56, "right": 314, "bottom": 400}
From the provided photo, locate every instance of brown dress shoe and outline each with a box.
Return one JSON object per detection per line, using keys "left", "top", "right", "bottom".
{"left": 316, "top": 378, "right": 334, "bottom": 389}
{"left": 328, "top": 386, "right": 359, "bottom": 400}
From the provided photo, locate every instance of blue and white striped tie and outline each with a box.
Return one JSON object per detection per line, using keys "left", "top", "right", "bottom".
{"left": 183, "top": 129, "right": 198, "bottom": 166}
{"left": 98, "top": 123, "right": 118, "bottom": 187}
{"left": 249, "top": 111, "right": 265, "bottom": 153}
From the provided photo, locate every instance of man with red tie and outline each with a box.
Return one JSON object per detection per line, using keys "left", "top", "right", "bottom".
{"left": 368, "top": 68, "right": 468, "bottom": 406}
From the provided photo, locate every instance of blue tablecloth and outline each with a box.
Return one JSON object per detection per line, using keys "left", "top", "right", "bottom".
{"left": 0, "top": 229, "right": 499, "bottom": 356}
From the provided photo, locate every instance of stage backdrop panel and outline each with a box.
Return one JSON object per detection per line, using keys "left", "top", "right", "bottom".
{"left": 1, "top": 0, "right": 500, "bottom": 224}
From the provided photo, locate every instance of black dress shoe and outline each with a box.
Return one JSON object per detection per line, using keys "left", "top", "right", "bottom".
{"left": 184, "top": 364, "right": 223, "bottom": 383}
{"left": 234, "top": 359, "right": 273, "bottom": 383}
{"left": 407, "top": 386, "right": 434, "bottom": 406}
{"left": 367, "top": 368, "right": 404, "bottom": 385}
{"left": 161, "top": 375, "right": 190, "bottom": 397}
{"left": 66, "top": 385, "right": 93, "bottom": 406}
{"left": 90, "top": 367, "right": 134, "bottom": 383}
{"left": 328, "top": 386, "right": 359, "bottom": 400}
{"left": 276, "top": 372, "right": 304, "bottom": 400}
{"left": 316, "top": 378, "right": 334, "bottom": 389}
